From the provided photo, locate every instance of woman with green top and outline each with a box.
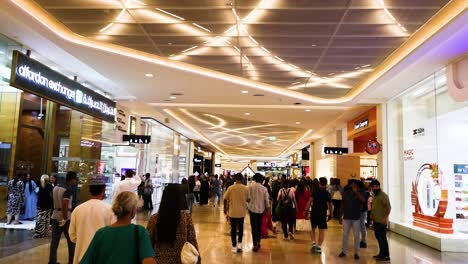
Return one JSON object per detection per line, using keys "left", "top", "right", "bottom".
{"left": 80, "top": 191, "right": 156, "bottom": 264}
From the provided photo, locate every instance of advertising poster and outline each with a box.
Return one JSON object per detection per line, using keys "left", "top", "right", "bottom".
{"left": 454, "top": 164, "right": 468, "bottom": 220}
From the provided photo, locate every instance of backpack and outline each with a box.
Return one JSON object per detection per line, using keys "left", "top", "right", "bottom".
{"left": 275, "top": 188, "right": 294, "bottom": 217}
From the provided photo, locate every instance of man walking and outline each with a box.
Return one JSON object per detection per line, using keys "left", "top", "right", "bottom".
{"left": 358, "top": 181, "right": 370, "bottom": 248}
{"left": 113, "top": 169, "right": 141, "bottom": 201}
{"left": 305, "top": 177, "right": 332, "bottom": 254}
{"left": 212, "top": 175, "right": 222, "bottom": 207}
{"left": 248, "top": 173, "right": 270, "bottom": 252}
{"left": 69, "top": 175, "right": 115, "bottom": 264}
{"left": 370, "top": 180, "right": 391, "bottom": 261}
{"left": 338, "top": 180, "right": 365, "bottom": 260}
{"left": 224, "top": 173, "right": 250, "bottom": 253}
{"left": 49, "top": 171, "right": 78, "bottom": 264}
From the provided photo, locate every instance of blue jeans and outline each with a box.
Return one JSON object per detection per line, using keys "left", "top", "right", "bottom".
{"left": 360, "top": 212, "right": 367, "bottom": 243}
{"left": 186, "top": 193, "right": 195, "bottom": 213}
{"left": 342, "top": 219, "right": 360, "bottom": 255}
{"left": 49, "top": 219, "right": 75, "bottom": 264}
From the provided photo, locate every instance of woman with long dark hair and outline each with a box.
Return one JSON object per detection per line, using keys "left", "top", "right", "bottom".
{"left": 6, "top": 172, "right": 25, "bottom": 225}
{"left": 146, "top": 184, "right": 200, "bottom": 264}
{"left": 295, "top": 180, "right": 310, "bottom": 231}
{"left": 21, "top": 173, "right": 38, "bottom": 220}
{"left": 199, "top": 176, "right": 210, "bottom": 205}
{"left": 34, "top": 174, "right": 54, "bottom": 238}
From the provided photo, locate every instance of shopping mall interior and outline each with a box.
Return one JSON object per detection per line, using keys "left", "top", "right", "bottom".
{"left": 0, "top": 0, "right": 467, "bottom": 263}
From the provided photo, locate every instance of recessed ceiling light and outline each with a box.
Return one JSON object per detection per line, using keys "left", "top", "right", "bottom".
{"left": 169, "top": 96, "right": 177, "bottom": 99}
{"left": 253, "top": 94, "right": 265, "bottom": 97}
{"left": 244, "top": 113, "right": 250, "bottom": 116}
{"left": 241, "top": 90, "right": 249, "bottom": 94}
{"left": 168, "top": 42, "right": 172, "bottom": 45}
{"left": 145, "top": 73, "right": 154, "bottom": 78}
{"left": 305, "top": 109, "right": 311, "bottom": 112}
{"left": 311, "top": 44, "right": 317, "bottom": 47}
{"left": 294, "top": 102, "right": 302, "bottom": 105}
{"left": 170, "top": 93, "right": 183, "bottom": 96}
{"left": 296, "top": 122, "right": 301, "bottom": 125}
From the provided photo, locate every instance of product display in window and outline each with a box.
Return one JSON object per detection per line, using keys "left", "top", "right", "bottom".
{"left": 454, "top": 164, "right": 468, "bottom": 219}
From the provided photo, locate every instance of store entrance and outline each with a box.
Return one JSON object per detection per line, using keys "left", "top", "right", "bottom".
{"left": 15, "top": 93, "right": 47, "bottom": 182}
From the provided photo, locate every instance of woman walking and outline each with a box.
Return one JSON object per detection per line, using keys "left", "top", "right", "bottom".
{"left": 277, "top": 180, "right": 298, "bottom": 240}
{"left": 295, "top": 180, "right": 310, "bottom": 231}
{"left": 21, "top": 173, "right": 38, "bottom": 220}
{"left": 199, "top": 176, "right": 210, "bottom": 206}
{"left": 146, "top": 184, "right": 200, "bottom": 264}
{"left": 79, "top": 191, "right": 156, "bottom": 264}
{"left": 33, "top": 174, "right": 54, "bottom": 238}
{"left": 143, "top": 173, "right": 154, "bottom": 210}
{"left": 6, "top": 173, "right": 25, "bottom": 225}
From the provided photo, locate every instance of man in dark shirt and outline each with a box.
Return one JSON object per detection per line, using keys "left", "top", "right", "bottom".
{"left": 339, "top": 180, "right": 365, "bottom": 260}
{"left": 305, "top": 177, "right": 332, "bottom": 254}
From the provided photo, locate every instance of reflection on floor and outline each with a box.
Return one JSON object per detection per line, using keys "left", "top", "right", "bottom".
{"left": 1, "top": 204, "right": 468, "bottom": 263}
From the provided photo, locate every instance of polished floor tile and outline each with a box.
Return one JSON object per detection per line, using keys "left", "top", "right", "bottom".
{"left": 1, "top": 204, "right": 467, "bottom": 263}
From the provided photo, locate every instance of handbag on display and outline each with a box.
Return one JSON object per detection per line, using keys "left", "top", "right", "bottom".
{"left": 181, "top": 213, "right": 199, "bottom": 264}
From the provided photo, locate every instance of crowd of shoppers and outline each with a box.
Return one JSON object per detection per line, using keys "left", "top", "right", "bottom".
{"left": 4, "top": 167, "right": 391, "bottom": 263}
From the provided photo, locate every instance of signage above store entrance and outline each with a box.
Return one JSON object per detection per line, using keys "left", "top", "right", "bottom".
{"left": 122, "top": 135, "right": 151, "bottom": 144}
{"left": 324, "top": 147, "right": 348, "bottom": 155}
{"left": 215, "top": 164, "right": 221, "bottom": 168}
{"left": 354, "top": 118, "right": 369, "bottom": 130}
{"left": 10, "top": 51, "right": 116, "bottom": 123}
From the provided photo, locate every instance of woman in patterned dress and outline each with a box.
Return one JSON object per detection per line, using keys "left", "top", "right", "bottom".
{"left": 146, "top": 184, "right": 201, "bottom": 264}
{"left": 6, "top": 173, "right": 25, "bottom": 225}
{"left": 33, "top": 174, "right": 53, "bottom": 238}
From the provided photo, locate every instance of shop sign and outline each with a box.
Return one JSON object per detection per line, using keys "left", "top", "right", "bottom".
{"left": 116, "top": 108, "right": 128, "bottom": 133}
{"left": 10, "top": 51, "right": 116, "bottom": 123}
{"left": 193, "top": 158, "right": 203, "bottom": 163}
{"left": 454, "top": 164, "right": 468, "bottom": 174}
{"left": 354, "top": 118, "right": 369, "bottom": 130}
{"left": 413, "top": 128, "right": 425, "bottom": 136}
{"left": 122, "top": 135, "right": 151, "bottom": 144}
{"left": 129, "top": 116, "right": 137, "bottom": 135}
{"left": 215, "top": 164, "right": 222, "bottom": 168}
{"left": 324, "top": 147, "right": 348, "bottom": 155}
{"left": 404, "top": 149, "right": 414, "bottom": 161}
{"left": 365, "top": 140, "right": 381, "bottom": 155}
{"left": 290, "top": 163, "right": 300, "bottom": 169}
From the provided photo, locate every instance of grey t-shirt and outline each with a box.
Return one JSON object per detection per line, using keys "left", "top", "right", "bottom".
{"left": 51, "top": 184, "right": 73, "bottom": 221}
{"left": 342, "top": 190, "right": 363, "bottom": 220}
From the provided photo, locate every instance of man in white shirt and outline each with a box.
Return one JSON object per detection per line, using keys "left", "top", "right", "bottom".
{"left": 69, "top": 175, "right": 115, "bottom": 264}
{"left": 248, "top": 173, "right": 270, "bottom": 252}
{"left": 113, "top": 169, "right": 141, "bottom": 201}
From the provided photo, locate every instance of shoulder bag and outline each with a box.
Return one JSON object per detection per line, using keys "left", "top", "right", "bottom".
{"left": 181, "top": 213, "right": 199, "bottom": 264}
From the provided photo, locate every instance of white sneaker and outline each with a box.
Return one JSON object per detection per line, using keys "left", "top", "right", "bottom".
{"left": 288, "top": 232, "right": 295, "bottom": 240}
{"left": 237, "top": 243, "right": 243, "bottom": 252}
{"left": 231, "top": 246, "right": 237, "bottom": 253}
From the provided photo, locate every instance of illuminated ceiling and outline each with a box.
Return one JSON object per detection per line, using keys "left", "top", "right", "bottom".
{"left": 32, "top": 0, "right": 450, "bottom": 99}
{"left": 166, "top": 109, "right": 309, "bottom": 157}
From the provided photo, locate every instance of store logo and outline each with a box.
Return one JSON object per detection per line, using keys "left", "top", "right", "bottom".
{"left": 365, "top": 140, "right": 381, "bottom": 155}
{"left": 454, "top": 164, "right": 468, "bottom": 174}
{"left": 75, "top": 90, "right": 83, "bottom": 103}
{"left": 354, "top": 118, "right": 369, "bottom": 130}
{"left": 413, "top": 128, "right": 425, "bottom": 136}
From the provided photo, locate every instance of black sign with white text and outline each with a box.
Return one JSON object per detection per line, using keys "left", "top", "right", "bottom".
{"left": 122, "top": 135, "right": 151, "bottom": 144}
{"left": 10, "top": 51, "right": 116, "bottom": 123}
{"left": 215, "top": 164, "right": 221, "bottom": 168}
{"left": 324, "top": 147, "right": 349, "bottom": 155}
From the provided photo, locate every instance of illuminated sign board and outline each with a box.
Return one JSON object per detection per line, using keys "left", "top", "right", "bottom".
{"left": 215, "top": 164, "right": 222, "bottom": 168}
{"left": 10, "top": 50, "right": 116, "bottom": 123}
{"left": 324, "top": 147, "right": 348, "bottom": 155}
{"left": 122, "top": 135, "right": 151, "bottom": 144}
{"left": 354, "top": 118, "right": 369, "bottom": 130}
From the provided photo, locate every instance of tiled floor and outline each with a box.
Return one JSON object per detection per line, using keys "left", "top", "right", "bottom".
{"left": 1, "top": 204, "right": 467, "bottom": 264}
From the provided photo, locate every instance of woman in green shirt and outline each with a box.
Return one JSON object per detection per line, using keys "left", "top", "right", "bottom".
{"left": 80, "top": 191, "right": 156, "bottom": 264}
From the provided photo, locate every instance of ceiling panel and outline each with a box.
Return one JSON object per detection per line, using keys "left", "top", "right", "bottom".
{"left": 35, "top": 0, "right": 450, "bottom": 99}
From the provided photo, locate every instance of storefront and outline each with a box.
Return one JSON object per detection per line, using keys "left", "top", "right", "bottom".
{"left": 386, "top": 63, "right": 468, "bottom": 251}
{"left": 347, "top": 107, "right": 380, "bottom": 182}
{"left": 142, "top": 117, "right": 190, "bottom": 185}
{"left": 257, "top": 161, "right": 288, "bottom": 177}
{"left": 0, "top": 43, "right": 118, "bottom": 209}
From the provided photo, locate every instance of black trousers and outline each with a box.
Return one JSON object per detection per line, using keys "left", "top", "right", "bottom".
{"left": 281, "top": 213, "right": 295, "bottom": 238}
{"left": 143, "top": 193, "right": 153, "bottom": 209}
{"left": 332, "top": 199, "right": 342, "bottom": 219}
{"left": 249, "top": 211, "right": 263, "bottom": 246}
{"left": 374, "top": 222, "right": 390, "bottom": 257}
{"left": 230, "top": 217, "right": 244, "bottom": 247}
